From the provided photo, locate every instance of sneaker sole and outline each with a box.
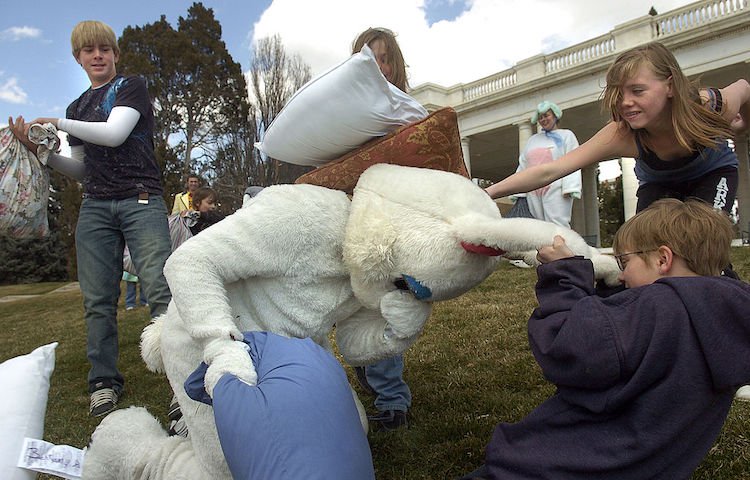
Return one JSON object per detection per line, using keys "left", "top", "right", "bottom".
{"left": 90, "top": 403, "right": 117, "bottom": 417}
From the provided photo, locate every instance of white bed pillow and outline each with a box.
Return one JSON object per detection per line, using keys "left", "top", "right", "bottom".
{"left": 254, "top": 44, "right": 427, "bottom": 166}
{"left": 0, "top": 342, "right": 57, "bottom": 480}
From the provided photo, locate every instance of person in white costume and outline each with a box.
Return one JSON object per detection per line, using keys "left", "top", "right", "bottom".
{"left": 515, "top": 101, "right": 582, "bottom": 227}
{"left": 81, "top": 164, "right": 622, "bottom": 480}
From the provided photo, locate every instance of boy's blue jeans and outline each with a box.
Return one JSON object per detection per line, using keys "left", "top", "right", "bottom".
{"left": 365, "top": 354, "right": 412, "bottom": 412}
{"left": 76, "top": 196, "right": 172, "bottom": 394}
{"left": 125, "top": 280, "right": 147, "bottom": 308}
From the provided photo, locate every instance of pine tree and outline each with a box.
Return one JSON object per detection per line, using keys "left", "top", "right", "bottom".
{"left": 119, "top": 2, "right": 251, "bottom": 199}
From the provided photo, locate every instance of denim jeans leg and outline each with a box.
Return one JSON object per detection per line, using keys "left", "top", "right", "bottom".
{"left": 119, "top": 196, "right": 172, "bottom": 318}
{"left": 77, "top": 198, "right": 126, "bottom": 394}
{"left": 140, "top": 284, "right": 148, "bottom": 305}
{"left": 125, "top": 281, "right": 136, "bottom": 308}
{"left": 366, "top": 354, "right": 412, "bottom": 412}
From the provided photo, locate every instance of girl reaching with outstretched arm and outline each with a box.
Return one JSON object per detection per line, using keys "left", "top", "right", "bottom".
{"left": 486, "top": 41, "right": 750, "bottom": 214}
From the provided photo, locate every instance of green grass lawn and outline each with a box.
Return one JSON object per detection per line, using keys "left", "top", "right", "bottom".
{"left": 0, "top": 282, "right": 70, "bottom": 298}
{"left": 1, "top": 250, "right": 749, "bottom": 479}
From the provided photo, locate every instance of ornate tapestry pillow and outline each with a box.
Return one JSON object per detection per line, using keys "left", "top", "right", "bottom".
{"left": 295, "top": 107, "right": 469, "bottom": 194}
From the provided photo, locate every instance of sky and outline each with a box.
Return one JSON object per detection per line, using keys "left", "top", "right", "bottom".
{"left": 0, "top": 0, "right": 698, "bottom": 177}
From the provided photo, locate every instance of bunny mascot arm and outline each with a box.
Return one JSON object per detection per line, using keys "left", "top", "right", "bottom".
{"left": 161, "top": 184, "right": 358, "bottom": 392}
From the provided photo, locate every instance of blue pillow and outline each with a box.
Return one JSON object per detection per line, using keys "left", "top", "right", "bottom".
{"left": 185, "top": 332, "right": 374, "bottom": 480}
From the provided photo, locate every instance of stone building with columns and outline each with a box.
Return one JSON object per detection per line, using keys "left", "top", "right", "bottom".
{"left": 410, "top": 0, "right": 750, "bottom": 246}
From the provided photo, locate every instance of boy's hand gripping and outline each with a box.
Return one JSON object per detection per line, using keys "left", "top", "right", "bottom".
{"left": 536, "top": 235, "right": 575, "bottom": 264}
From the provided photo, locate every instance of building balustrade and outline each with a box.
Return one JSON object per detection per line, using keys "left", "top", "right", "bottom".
{"left": 656, "top": 0, "right": 748, "bottom": 37}
{"left": 415, "top": 0, "right": 748, "bottom": 106}
{"left": 410, "top": 0, "right": 750, "bottom": 245}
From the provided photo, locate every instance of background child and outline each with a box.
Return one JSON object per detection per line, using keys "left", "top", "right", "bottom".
{"left": 486, "top": 42, "right": 750, "bottom": 215}
{"left": 192, "top": 186, "right": 218, "bottom": 212}
{"left": 349, "top": 26, "right": 413, "bottom": 432}
{"left": 187, "top": 186, "right": 224, "bottom": 235}
{"left": 122, "top": 271, "right": 147, "bottom": 310}
{"left": 461, "top": 198, "right": 750, "bottom": 480}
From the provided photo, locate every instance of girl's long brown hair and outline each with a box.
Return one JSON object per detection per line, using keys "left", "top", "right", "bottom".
{"left": 352, "top": 27, "right": 409, "bottom": 93}
{"left": 603, "top": 42, "right": 733, "bottom": 152}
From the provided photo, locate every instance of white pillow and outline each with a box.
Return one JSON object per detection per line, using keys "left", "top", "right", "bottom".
{"left": 0, "top": 342, "right": 57, "bottom": 480}
{"left": 254, "top": 44, "right": 427, "bottom": 166}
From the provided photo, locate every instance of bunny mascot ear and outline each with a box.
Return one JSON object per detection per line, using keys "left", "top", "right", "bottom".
{"left": 451, "top": 215, "right": 592, "bottom": 255}
{"left": 452, "top": 215, "right": 621, "bottom": 286}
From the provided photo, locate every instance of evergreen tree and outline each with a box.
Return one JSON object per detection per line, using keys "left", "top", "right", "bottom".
{"left": 50, "top": 170, "right": 82, "bottom": 279}
{"left": 210, "top": 113, "right": 260, "bottom": 212}
{"left": 175, "top": 3, "right": 250, "bottom": 180}
{"left": 118, "top": 2, "right": 250, "bottom": 202}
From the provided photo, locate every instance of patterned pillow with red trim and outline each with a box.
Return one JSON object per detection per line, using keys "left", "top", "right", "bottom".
{"left": 295, "top": 107, "right": 469, "bottom": 195}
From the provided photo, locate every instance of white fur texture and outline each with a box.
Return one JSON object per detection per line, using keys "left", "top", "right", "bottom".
{"left": 380, "top": 290, "right": 431, "bottom": 340}
{"left": 140, "top": 315, "right": 165, "bottom": 374}
{"left": 82, "top": 407, "right": 208, "bottom": 480}
{"left": 345, "top": 164, "right": 505, "bottom": 309}
{"left": 91, "top": 165, "right": 621, "bottom": 479}
{"left": 203, "top": 338, "right": 257, "bottom": 397}
{"left": 452, "top": 215, "right": 621, "bottom": 286}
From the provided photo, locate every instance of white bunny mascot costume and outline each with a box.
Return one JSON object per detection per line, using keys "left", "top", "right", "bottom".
{"left": 83, "top": 164, "right": 619, "bottom": 479}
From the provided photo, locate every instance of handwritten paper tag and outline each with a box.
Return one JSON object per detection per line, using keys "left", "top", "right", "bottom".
{"left": 17, "top": 438, "right": 84, "bottom": 479}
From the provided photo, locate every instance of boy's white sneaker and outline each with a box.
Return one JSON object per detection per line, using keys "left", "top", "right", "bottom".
{"left": 509, "top": 259, "right": 532, "bottom": 269}
{"left": 735, "top": 385, "right": 750, "bottom": 401}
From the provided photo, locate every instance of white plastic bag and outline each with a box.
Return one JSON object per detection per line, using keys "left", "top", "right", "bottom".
{"left": 122, "top": 213, "right": 193, "bottom": 275}
{"left": 168, "top": 212, "right": 194, "bottom": 252}
{"left": 0, "top": 126, "right": 54, "bottom": 238}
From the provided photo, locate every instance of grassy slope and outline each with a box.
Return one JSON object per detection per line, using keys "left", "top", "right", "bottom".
{"left": 1, "top": 250, "right": 748, "bottom": 479}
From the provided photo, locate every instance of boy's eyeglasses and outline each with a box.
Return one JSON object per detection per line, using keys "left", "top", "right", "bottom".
{"left": 613, "top": 250, "right": 656, "bottom": 271}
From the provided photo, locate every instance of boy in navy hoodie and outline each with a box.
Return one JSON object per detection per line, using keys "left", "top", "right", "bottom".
{"left": 462, "top": 198, "right": 750, "bottom": 479}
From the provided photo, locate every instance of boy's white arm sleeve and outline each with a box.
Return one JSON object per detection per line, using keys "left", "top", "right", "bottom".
{"left": 57, "top": 106, "right": 140, "bottom": 148}
{"left": 46, "top": 145, "right": 85, "bottom": 181}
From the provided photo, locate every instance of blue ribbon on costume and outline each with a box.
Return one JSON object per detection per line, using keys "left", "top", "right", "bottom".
{"left": 543, "top": 129, "right": 564, "bottom": 150}
{"left": 401, "top": 274, "right": 432, "bottom": 300}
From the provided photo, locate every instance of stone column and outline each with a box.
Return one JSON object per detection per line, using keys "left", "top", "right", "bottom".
{"left": 460, "top": 137, "right": 472, "bottom": 177}
{"left": 571, "top": 192, "right": 585, "bottom": 233}
{"left": 582, "top": 165, "right": 600, "bottom": 247}
{"left": 513, "top": 121, "right": 534, "bottom": 205}
{"left": 620, "top": 157, "right": 638, "bottom": 220}
{"left": 517, "top": 121, "right": 533, "bottom": 153}
{"left": 735, "top": 135, "right": 750, "bottom": 235}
